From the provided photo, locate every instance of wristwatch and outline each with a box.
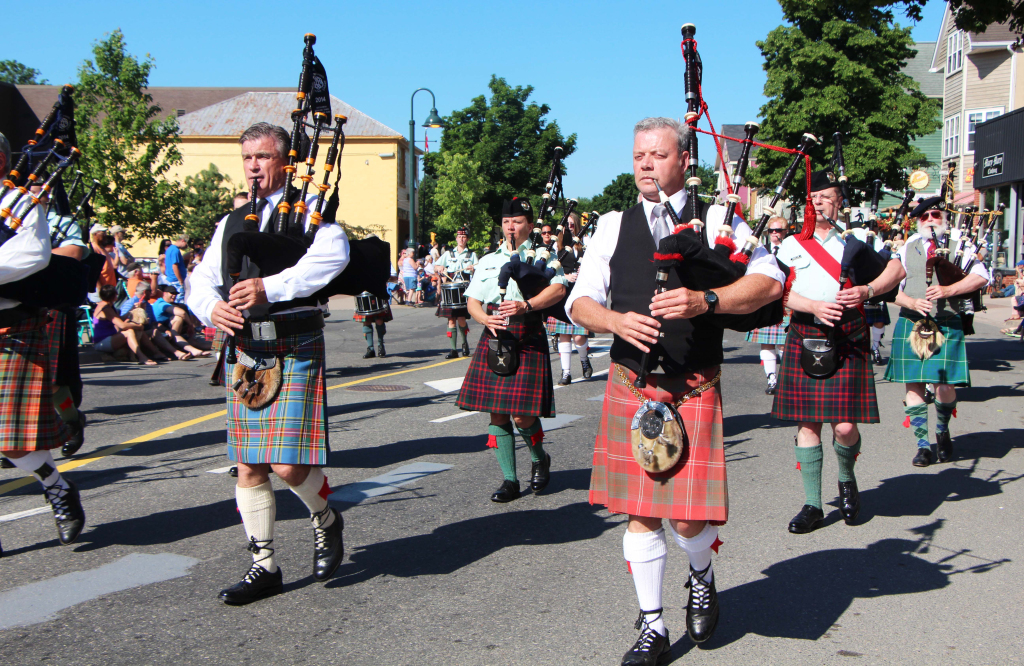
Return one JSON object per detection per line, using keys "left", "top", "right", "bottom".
{"left": 525, "top": 300, "right": 533, "bottom": 312}
{"left": 703, "top": 290, "right": 719, "bottom": 314}
{"left": 866, "top": 284, "right": 875, "bottom": 300}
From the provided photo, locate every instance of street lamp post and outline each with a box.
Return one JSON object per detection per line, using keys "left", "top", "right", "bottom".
{"left": 408, "top": 87, "right": 444, "bottom": 249}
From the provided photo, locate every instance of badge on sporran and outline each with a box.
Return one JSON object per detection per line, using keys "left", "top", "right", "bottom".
{"left": 630, "top": 400, "right": 687, "bottom": 473}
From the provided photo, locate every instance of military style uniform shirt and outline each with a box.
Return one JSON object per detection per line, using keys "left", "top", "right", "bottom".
{"left": 465, "top": 238, "right": 569, "bottom": 305}
{"left": 438, "top": 247, "right": 478, "bottom": 281}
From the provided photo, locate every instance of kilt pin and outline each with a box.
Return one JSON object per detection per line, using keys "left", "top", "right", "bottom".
{"left": 455, "top": 311, "right": 555, "bottom": 418}
{"left": 590, "top": 363, "right": 727, "bottom": 524}
{"left": 0, "top": 313, "right": 68, "bottom": 452}
{"left": 884, "top": 311, "right": 970, "bottom": 387}
{"left": 772, "top": 312, "right": 880, "bottom": 424}
{"left": 744, "top": 314, "right": 790, "bottom": 346}
{"left": 226, "top": 315, "right": 328, "bottom": 466}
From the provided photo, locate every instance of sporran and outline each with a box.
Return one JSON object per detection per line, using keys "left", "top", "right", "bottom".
{"left": 909, "top": 317, "right": 945, "bottom": 360}
{"left": 231, "top": 349, "right": 283, "bottom": 410}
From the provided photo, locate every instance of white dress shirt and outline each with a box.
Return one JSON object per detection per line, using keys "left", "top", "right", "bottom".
{"left": 565, "top": 189, "right": 786, "bottom": 325}
{"left": 0, "top": 191, "right": 51, "bottom": 311}
{"left": 187, "top": 187, "right": 350, "bottom": 327}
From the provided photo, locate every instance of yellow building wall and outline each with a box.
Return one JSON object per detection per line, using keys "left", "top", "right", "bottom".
{"left": 127, "top": 135, "right": 407, "bottom": 267}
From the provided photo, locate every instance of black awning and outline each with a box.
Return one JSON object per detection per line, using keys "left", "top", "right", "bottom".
{"left": 974, "top": 107, "right": 1024, "bottom": 187}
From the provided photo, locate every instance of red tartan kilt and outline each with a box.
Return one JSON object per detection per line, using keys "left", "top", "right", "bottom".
{"left": 771, "top": 311, "right": 880, "bottom": 423}
{"left": 455, "top": 311, "right": 555, "bottom": 417}
{"left": 435, "top": 304, "right": 469, "bottom": 319}
{"left": 590, "top": 363, "right": 727, "bottom": 523}
{"left": 0, "top": 313, "right": 68, "bottom": 451}
{"left": 352, "top": 305, "right": 393, "bottom": 323}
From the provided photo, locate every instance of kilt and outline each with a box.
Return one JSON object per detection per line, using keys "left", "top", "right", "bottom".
{"left": 0, "top": 313, "right": 68, "bottom": 452}
{"left": 590, "top": 363, "right": 727, "bottom": 523}
{"left": 436, "top": 304, "right": 469, "bottom": 319}
{"left": 863, "top": 303, "right": 891, "bottom": 326}
{"left": 455, "top": 308, "right": 555, "bottom": 417}
{"left": 745, "top": 315, "right": 790, "bottom": 346}
{"left": 545, "top": 316, "right": 587, "bottom": 337}
{"left": 771, "top": 310, "right": 880, "bottom": 424}
{"left": 352, "top": 304, "right": 393, "bottom": 324}
{"left": 883, "top": 311, "right": 970, "bottom": 387}
{"left": 226, "top": 313, "right": 328, "bottom": 465}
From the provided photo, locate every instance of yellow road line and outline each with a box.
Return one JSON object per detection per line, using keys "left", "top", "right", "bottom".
{"left": 0, "top": 356, "right": 468, "bottom": 497}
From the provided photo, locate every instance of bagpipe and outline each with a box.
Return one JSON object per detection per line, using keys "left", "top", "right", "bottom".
{"left": 223, "top": 34, "right": 390, "bottom": 365}
{"left": 877, "top": 186, "right": 917, "bottom": 257}
{"left": 50, "top": 172, "right": 101, "bottom": 249}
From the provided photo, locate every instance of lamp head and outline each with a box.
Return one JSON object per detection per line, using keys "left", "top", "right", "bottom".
{"left": 423, "top": 108, "right": 444, "bottom": 128}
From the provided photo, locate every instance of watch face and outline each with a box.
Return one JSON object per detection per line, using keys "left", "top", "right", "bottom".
{"left": 706, "top": 291, "right": 718, "bottom": 304}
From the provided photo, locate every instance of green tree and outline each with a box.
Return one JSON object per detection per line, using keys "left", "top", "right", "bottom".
{"left": 180, "top": 164, "right": 233, "bottom": 244}
{"left": 432, "top": 152, "right": 491, "bottom": 250}
{"left": 580, "top": 162, "right": 716, "bottom": 215}
{"left": 75, "top": 29, "right": 184, "bottom": 240}
{"left": 748, "top": 1, "right": 941, "bottom": 206}
{"left": 833, "top": 1, "right": 1024, "bottom": 36}
{"left": 0, "top": 60, "right": 48, "bottom": 85}
{"left": 422, "top": 75, "right": 577, "bottom": 229}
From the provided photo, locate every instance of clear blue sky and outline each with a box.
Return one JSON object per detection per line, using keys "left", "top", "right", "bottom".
{"left": 7, "top": 0, "right": 945, "bottom": 198}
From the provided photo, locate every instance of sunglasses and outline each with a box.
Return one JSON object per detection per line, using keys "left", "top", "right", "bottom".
{"left": 768, "top": 229, "right": 785, "bottom": 233}
{"left": 921, "top": 210, "right": 943, "bottom": 221}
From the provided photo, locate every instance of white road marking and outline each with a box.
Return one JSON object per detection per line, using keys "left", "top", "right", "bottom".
{"left": 540, "top": 415, "right": 582, "bottom": 431}
{"left": 587, "top": 394, "right": 605, "bottom": 401}
{"left": 430, "top": 411, "right": 479, "bottom": 423}
{"left": 0, "top": 506, "right": 50, "bottom": 523}
{"left": 206, "top": 466, "right": 235, "bottom": 474}
{"left": 424, "top": 377, "right": 465, "bottom": 393}
{"left": 553, "top": 368, "right": 608, "bottom": 389}
{"left": 329, "top": 462, "right": 453, "bottom": 504}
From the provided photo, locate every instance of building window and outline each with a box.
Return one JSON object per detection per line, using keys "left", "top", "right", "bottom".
{"left": 942, "top": 114, "right": 960, "bottom": 158}
{"left": 946, "top": 30, "right": 963, "bottom": 75}
{"left": 176, "top": 109, "right": 186, "bottom": 117}
{"left": 966, "top": 107, "right": 1003, "bottom": 152}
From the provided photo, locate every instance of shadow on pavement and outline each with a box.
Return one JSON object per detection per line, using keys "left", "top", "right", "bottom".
{"left": 329, "top": 502, "right": 619, "bottom": 587}
{"left": 955, "top": 384, "right": 1024, "bottom": 402}
{"left": 91, "top": 396, "right": 225, "bottom": 417}
{"left": 723, "top": 412, "right": 787, "bottom": 438}
{"left": 329, "top": 434, "right": 487, "bottom": 469}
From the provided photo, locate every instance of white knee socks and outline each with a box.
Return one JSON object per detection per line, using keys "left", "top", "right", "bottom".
{"left": 575, "top": 340, "right": 589, "bottom": 358}
{"left": 288, "top": 467, "right": 335, "bottom": 529}
{"left": 623, "top": 529, "right": 668, "bottom": 636}
{"left": 668, "top": 523, "right": 718, "bottom": 582}
{"left": 871, "top": 326, "right": 883, "bottom": 350}
{"left": 558, "top": 340, "right": 572, "bottom": 373}
{"left": 236, "top": 482, "right": 277, "bottom": 572}
{"left": 7, "top": 450, "right": 69, "bottom": 492}
{"left": 760, "top": 349, "right": 778, "bottom": 377}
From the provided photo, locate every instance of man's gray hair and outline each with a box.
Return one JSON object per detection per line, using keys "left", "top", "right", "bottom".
{"left": 135, "top": 282, "right": 152, "bottom": 296}
{"left": 238, "top": 122, "right": 289, "bottom": 158}
{"left": 634, "top": 117, "right": 690, "bottom": 157}
{"left": 0, "top": 132, "right": 11, "bottom": 176}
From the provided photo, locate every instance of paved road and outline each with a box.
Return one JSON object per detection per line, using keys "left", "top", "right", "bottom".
{"left": 1, "top": 303, "right": 1021, "bottom": 665}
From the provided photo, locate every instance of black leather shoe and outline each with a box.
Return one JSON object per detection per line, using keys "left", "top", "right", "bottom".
{"left": 788, "top": 504, "right": 824, "bottom": 534}
{"left": 0, "top": 457, "right": 12, "bottom": 469}
{"left": 837, "top": 480, "right": 860, "bottom": 525}
{"left": 61, "top": 412, "right": 87, "bottom": 458}
{"left": 581, "top": 357, "right": 593, "bottom": 379}
{"left": 530, "top": 453, "right": 551, "bottom": 493}
{"left": 490, "top": 480, "right": 521, "bottom": 503}
{"left": 871, "top": 346, "right": 884, "bottom": 365}
{"left": 621, "top": 610, "right": 670, "bottom": 665}
{"left": 363, "top": 347, "right": 375, "bottom": 359}
{"left": 45, "top": 479, "right": 86, "bottom": 545}
{"left": 936, "top": 431, "right": 953, "bottom": 463}
{"left": 377, "top": 343, "right": 386, "bottom": 358}
{"left": 686, "top": 564, "right": 720, "bottom": 644}
{"left": 912, "top": 447, "right": 935, "bottom": 467}
{"left": 312, "top": 507, "right": 345, "bottom": 581}
{"left": 462, "top": 342, "right": 471, "bottom": 357}
{"left": 218, "top": 564, "right": 283, "bottom": 605}
{"left": 445, "top": 349, "right": 459, "bottom": 359}
{"left": 228, "top": 466, "right": 238, "bottom": 478}
{"left": 558, "top": 371, "right": 572, "bottom": 385}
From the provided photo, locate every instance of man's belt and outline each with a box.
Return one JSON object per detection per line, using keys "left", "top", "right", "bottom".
{"left": 792, "top": 308, "right": 862, "bottom": 326}
{"left": 239, "top": 312, "right": 324, "bottom": 341}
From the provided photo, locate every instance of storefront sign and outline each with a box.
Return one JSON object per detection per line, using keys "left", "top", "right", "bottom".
{"left": 981, "top": 153, "right": 1004, "bottom": 179}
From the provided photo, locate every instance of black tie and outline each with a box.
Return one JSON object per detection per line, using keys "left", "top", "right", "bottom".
{"left": 257, "top": 198, "right": 270, "bottom": 231}
{"left": 772, "top": 245, "right": 779, "bottom": 256}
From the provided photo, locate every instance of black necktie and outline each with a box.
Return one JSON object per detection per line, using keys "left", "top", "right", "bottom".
{"left": 256, "top": 198, "right": 269, "bottom": 231}
{"left": 773, "top": 245, "right": 779, "bottom": 256}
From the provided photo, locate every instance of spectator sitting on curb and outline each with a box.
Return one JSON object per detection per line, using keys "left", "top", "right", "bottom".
{"left": 92, "top": 285, "right": 161, "bottom": 365}
{"left": 153, "top": 285, "right": 211, "bottom": 357}
{"left": 119, "top": 282, "right": 193, "bottom": 360}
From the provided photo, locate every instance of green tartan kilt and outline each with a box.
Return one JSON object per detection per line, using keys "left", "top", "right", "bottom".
{"left": 883, "top": 312, "right": 970, "bottom": 387}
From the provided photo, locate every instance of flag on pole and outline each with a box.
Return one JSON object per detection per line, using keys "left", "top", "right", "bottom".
{"left": 424, "top": 132, "right": 429, "bottom": 153}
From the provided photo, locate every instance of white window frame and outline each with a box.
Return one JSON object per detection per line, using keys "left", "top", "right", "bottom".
{"left": 946, "top": 30, "right": 963, "bottom": 76}
{"left": 965, "top": 107, "right": 1004, "bottom": 153}
{"left": 943, "top": 114, "right": 961, "bottom": 158}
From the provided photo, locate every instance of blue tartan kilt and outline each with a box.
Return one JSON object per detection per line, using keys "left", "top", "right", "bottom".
{"left": 883, "top": 312, "right": 970, "bottom": 387}
{"left": 864, "top": 303, "right": 891, "bottom": 326}
{"left": 545, "top": 316, "right": 587, "bottom": 336}
{"left": 226, "top": 314, "right": 329, "bottom": 466}
{"left": 745, "top": 315, "right": 790, "bottom": 346}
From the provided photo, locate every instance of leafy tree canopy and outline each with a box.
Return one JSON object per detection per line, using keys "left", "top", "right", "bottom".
{"left": 431, "top": 152, "right": 491, "bottom": 250}
{"left": 422, "top": 75, "right": 577, "bottom": 241}
{"left": 578, "top": 162, "right": 718, "bottom": 217}
{"left": 748, "top": 0, "right": 941, "bottom": 206}
{"left": 0, "top": 60, "right": 48, "bottom": 85}
{"left": 792, "top": 0, "right": 1024, "bottom": 36}
{"left": 180, "top": 164, "right": 233, "bottom": 245}
{"left": 75, "top": 29, "right": 184, "bottom": 240}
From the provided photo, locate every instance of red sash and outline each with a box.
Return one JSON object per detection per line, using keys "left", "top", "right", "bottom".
{"left": 798, "top": 238, "right": 848, "bottom": 288}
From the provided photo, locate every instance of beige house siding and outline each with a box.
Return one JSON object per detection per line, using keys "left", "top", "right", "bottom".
{"left": 966, "top": 50, "right": 1012, "bottom": 109}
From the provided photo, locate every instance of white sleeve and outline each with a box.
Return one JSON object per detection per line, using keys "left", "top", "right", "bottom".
{"left": 262, "top": 222, "right": 350, "bottom": 302}
{"left": 186, "top": 213, "right": 230, "bottom": 327}
{"left": 565, "top": 211, "right": 621, "bottom": 325}
{"left": 895, "top": 236, "right": 913, "bottom": 291}
{"left": 714, "top": 206, "right": 786, "bottom": 284}
{"left": 0, "top": 195, "right": 51, "bottom": 289}
{"left": 969, "top": 259, "right": 991, "bottom": 283}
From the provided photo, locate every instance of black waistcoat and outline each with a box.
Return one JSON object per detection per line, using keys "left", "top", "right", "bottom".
{"left": 609, "top": 202, "right": 724, "bottom": 375}
{"left": 219, "top": 192, "right": 318, "bottom": 317}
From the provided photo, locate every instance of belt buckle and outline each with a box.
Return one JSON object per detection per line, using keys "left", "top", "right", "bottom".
{"left": 251, "top": 320, "right": 277, "bottom": 341}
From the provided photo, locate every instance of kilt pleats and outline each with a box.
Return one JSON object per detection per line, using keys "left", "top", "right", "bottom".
{"left": 771, "top": 312, "right": 880, "bottom": 423}
{"left": 589, "top": 363, "right": 728, "bottom": 523}
{"left": 545, "top": 316, "right": 587, "bottom": 337}
{"left": 745, "top": 315, "right": 790, "bottom": 346}
{"left": 0, "top": 314, "right": 67, "bottom": 451}
{"left": 436, "top": 304, "right": 469, "bottom": 319}
{"left": 863, "top": 303, "right": 891, "bottom": 326}
{"left": 883, "top": 313, "right": 970, "bottom": 386}
{"left": 455, "top": 313, "right": 555, "bottom": 417}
